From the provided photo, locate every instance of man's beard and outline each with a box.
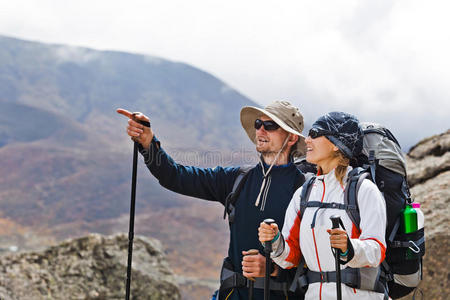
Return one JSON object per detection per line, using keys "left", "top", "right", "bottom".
{"left": 258, "top": 150, "right": 278, "bottom": 156}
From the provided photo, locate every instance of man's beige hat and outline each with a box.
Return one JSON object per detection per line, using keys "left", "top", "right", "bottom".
{"left": 240, "top": 100, "right": 306, "bottom": 157}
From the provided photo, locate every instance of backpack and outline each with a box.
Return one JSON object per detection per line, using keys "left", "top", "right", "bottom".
{"left": 293, "top": 122, "right": 425, "bottom": 299}
{"left": 223, "top": 158, "right": 317, "bottom": 224}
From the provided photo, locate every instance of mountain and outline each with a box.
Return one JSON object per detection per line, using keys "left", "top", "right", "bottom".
{"left": 0, "top": 35, "right": 258, "bottom": 298}
{"left": 0, "top": 35, "right": 255, "bottom": 150}
{"left": 0, "top": 35, "right": 257, "bottom": 224}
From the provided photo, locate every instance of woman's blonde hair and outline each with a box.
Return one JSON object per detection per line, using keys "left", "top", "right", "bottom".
{"left": 318, "top": 150, "right": 350, "bottom": 186}
{"left": 333, "top": 151, "right": 350, "bottom": 185}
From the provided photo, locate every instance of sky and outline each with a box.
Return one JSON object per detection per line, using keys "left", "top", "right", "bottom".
{"left": 0, "top": 0, "right": 449, "bottom": 150}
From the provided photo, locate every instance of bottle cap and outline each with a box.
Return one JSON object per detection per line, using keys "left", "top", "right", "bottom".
{"left": 412, "top": 203, "right": 421, "bottom": 208}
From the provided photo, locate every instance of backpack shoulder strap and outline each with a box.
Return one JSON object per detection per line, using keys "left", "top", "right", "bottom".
{"left": 344, "top": 167, "right": 370, "bottom": 231}
{"left": 223, "top": 165, "right": 253, "bottom": 222}
{"left": 299, "top": 175, "right": 316, "bottom": 219}
{"left": 293, "top": 156, "right": 317, "bottom": 191}
{"left": 294, "top": 156, "right": 317, "bottom": 174}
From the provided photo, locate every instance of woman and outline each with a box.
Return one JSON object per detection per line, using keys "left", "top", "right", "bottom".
{"left": 258, "top": 112, "right": 387, "bottom": 299}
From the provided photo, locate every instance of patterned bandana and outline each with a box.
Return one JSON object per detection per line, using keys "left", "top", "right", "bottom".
{"left": 311, "top": 112, "right": 363, "bottom": 159}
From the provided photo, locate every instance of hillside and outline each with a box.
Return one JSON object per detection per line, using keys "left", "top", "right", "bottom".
{"left": 0, "top": 35, "right": 258, "bottom": 298}
{"left": 0, "top": 35, "right": 254, "bottom": 150}
{"left": 0, "top": 34, "right": 258, "bottom": 224}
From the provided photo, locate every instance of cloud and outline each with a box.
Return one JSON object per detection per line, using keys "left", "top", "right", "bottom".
{"left": 53, "top": 46, "right": 99, "bottom": 64}
{"left": 0, "top": 0, "right": 448, "bottom": 149}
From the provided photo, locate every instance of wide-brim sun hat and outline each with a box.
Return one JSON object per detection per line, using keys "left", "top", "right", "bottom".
{"left": 240, "top": 100, "right": 306, "bottom": 157}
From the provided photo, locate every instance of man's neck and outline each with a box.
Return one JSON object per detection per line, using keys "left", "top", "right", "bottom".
{"left": 261, "top": 152, "right": 290, "bottom": 166}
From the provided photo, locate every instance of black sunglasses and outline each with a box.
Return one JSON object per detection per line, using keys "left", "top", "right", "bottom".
{"left": 254, "top": 119, "right": 280, "bottom": 131}
{"left": 308, "top": 128, "right": 338, "bottom": 139}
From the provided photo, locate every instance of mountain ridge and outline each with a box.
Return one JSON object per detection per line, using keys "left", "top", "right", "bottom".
{"left": 0, "top": 34, "right": 258, "bottom": 231}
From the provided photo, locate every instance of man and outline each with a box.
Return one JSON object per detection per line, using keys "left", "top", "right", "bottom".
{"left": 117, "top": 100, "right": 307, "bottom": 299}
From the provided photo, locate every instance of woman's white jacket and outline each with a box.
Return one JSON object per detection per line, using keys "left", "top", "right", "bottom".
{"left": 271, "top": 167, "right": 387, "bottom": 300}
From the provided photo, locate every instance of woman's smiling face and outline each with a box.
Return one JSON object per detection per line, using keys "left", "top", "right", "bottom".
{"left": 305, "top": 134, "right": 339, "bottom": 171}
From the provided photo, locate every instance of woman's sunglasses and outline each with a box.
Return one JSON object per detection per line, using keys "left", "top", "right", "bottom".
{"left": 254, "top": 119, "right": 280, "bottom": 131}
{"left": 308, "top": 128, "right": 338, "bottom": 139}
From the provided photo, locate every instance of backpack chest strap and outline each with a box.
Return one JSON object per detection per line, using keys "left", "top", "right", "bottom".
{"left": 302, "top": 201, "right": 356, "bottom": 228}
{"left": 306, "top": 268, "right": 359, "bottom": 287}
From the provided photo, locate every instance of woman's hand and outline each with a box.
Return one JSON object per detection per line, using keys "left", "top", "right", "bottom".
{"left": 258, "top": 222, "right": 279, "bottom": 243}
{"left": 327, "top": 228, "right": 348, "bottom": 253}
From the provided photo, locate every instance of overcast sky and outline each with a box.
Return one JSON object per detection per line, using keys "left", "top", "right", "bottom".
{"left": 1, "top": 0, "right": 448, "bottom": 149}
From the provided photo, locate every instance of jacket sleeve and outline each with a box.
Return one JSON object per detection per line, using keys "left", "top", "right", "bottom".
{"left": 138, "top": 136, "right": 240, "bottom": 204}
{"left": 346, "top": 179, "right": 387, "bottom": 268}
{"left": 271, "top": 187, "right": 303, "bottom": 269}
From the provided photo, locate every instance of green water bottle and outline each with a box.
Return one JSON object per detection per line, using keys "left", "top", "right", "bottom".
{"left": 402, "top": 204, "right": 418, "bottom": 259}
{"left": 402, "top": 204, "right": 418, "bottom": 234}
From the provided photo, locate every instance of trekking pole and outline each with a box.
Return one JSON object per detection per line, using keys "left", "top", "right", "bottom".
{"left": 263, "top": 218, "right": 275, "bottom": 300}
{"left": 330, "top": 215, "right": 342, "bottom": 300}
{"left": 248, "top": 277, "right": 254, "bottom": 300}
{"left": 125, "top": 118, "right": 150, "bottom": 300}
{"left": 125, "top": 141, "right": 138, "bottom": 300}
{"left": 125, "top": 142, "right": 138, "bottom": 300}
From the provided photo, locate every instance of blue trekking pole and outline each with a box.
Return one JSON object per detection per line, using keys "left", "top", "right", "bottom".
{"left": 263, "top": 218, "right": 275, "bottom": 300}
{"left": 330, "top": 215, "right": 342, "bottom": 300}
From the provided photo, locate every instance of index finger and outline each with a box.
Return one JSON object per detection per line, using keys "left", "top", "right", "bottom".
{"left": 259, "top": 222, "right": 271, "bottom": 229}
{"left": 328, "top": 228, "right": 346, "bottom": 235}
{"left": 243, "top": 249, "right": 259, "bottom": 256}
{"left": 116, "top": 108, "right": 133, "bottom": 118}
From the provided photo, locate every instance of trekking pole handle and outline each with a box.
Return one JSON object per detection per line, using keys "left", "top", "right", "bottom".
{"left": 263, "top": 219, "right": 275, "bottom": 300}
{"left": 136, "top": 119, "right": 151, "bottom": 128}
{"left": 330, "top": 215, "right": 342, "bottom": 300}
{"left": 330, "top": 215, "right": 341, "bottom": 230}
{"left": 264, "top": 219, "right": 275, "bottom": 253}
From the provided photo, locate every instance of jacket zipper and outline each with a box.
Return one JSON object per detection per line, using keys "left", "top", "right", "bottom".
{"left": 311, "top": 178, "right": 326, "bottom": 300}
{"left": 260, "top": 174, "right": 272, "bottom": 211}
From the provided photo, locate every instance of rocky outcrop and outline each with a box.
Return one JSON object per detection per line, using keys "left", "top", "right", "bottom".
{"left": 405, "top": 130, "right": 450, "bottom": 300}
{"left": 0, "top": 233, "right": 181, "bottom": 300}
{"left": 407, "top": 130, "right": 450, "bottom": 186}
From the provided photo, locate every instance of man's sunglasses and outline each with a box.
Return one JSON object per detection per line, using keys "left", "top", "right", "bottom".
{"left": 308, "top": 128, "right": 338, "bottom": 139}
{"left": 254, "top": 119, "right": 280, "bottom": 131}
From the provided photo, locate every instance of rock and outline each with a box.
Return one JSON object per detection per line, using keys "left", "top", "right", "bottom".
{"left": 407, "top": 130, "right": 450, "bottom": 159}
{"left": 402, "top": 130, "right": 450, "bottom": 300}
{"left": 407, "top": 151, "right": 450, "bottom": 186}
{"left": 0, "top": 233, "right": 181, "bottom": 300}
{"left": 409, "top": 171, "right": 450, "bottom": 236}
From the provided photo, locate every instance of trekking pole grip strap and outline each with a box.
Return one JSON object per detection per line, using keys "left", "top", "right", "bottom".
{"left": 137, "top": 119, "right": 151, "bottom": 128}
